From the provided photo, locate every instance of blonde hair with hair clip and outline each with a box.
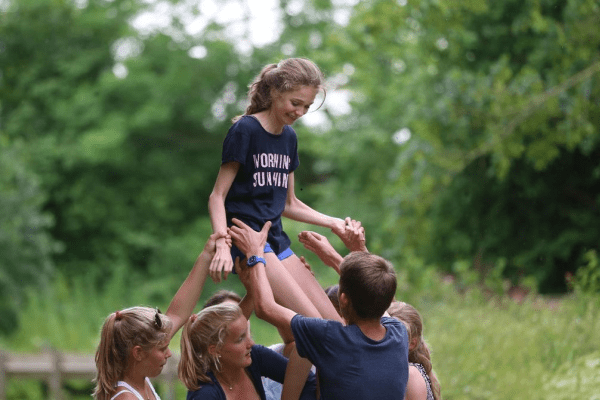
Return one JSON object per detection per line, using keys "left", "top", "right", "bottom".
{"left": 233, "top": 57, "right": 325, "bottom": 123}
{"left": 178, "top": 303, "right": 244, "bottom": 391}
{"left": 388, "top": 302, "right": 442, "bottom": 400}
{"left": 93, "top": 307, "right": 172, "bottom": 400}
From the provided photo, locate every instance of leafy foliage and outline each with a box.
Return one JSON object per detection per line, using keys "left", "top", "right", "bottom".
{"left": 274, "top": 0, "right": 600, "bottom": 293}
{"left": 0, "top": 139, "right": 58, "bottom": 334}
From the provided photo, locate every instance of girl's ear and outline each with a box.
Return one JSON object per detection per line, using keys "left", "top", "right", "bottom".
{"left": 208, "top": 344, "right": 217, "bottom": 357}
{"left": 132, "top": 345, "right": 145, "bottom": 362}
{"left": 409, "top": 337, "right": 419, "bottom": 351}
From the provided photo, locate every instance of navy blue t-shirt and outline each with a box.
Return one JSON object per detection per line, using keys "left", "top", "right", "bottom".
{"left": 186, "top": 344, "right": 316, "bottom": 400}
{"left": 291, "top": 315, "right": 409, "bottom": 400}
{"left": 222, "top": 115, "right": 300, "bottom": 254}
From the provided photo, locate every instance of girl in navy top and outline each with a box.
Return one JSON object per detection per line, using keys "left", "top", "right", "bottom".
{"left": 178, "top": 303, "right": 316, "bottom": 400}
{"left": 208, "top": 58, "right": 358, "bottom": 324}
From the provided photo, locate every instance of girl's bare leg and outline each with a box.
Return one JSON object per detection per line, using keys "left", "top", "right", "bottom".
{"left": 281, "top": 254, "right": 343, "bottom": 323}
{"left": 263, "top": 252, "right": 322, "bottom": 318}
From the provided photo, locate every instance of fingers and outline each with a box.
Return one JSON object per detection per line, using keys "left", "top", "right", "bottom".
{"left": 260, "top": 220, "right": 272, "bottom": 232}
{"left": 223, "top": 263, "right": 231, "bottom": 281}
{"left": 344, "top": 216, "right": 352, "bottom": 227}
{"left": 209, "top": 246, "right": 234, "bottom": 283}
{"left": 231, "top": 217, "right": 250, "bottom": 229}
{"left": 299, "top": 256, "right": 315, "bottom": 277}
{"left": 234, "top": 256, "right": 242, "bottom": 275}
{"left": 299, "top": 231, "right": 322, "bottom": 241}
{"left": 209, "top": 262, "right": 222, "bottom": 284}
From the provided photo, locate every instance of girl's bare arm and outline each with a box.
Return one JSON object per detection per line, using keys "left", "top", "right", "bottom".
{"left": 207, "top": 161, "right": 240, "bottom": 282}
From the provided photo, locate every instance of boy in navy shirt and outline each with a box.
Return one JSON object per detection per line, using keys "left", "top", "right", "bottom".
{"left": 230, "top": 218, "right": 409, "bottom": 400}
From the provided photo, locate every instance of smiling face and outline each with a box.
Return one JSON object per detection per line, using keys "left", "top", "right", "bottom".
{"left": 218, "top": 316, "right": 254, "bottom": 369}
{"left": 270, "top": 85, "right": 319, "bottom": 126}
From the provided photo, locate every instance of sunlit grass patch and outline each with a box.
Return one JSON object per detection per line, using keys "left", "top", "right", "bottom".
{"left": 416, "top": 292, "right": 600, "bottom": 400}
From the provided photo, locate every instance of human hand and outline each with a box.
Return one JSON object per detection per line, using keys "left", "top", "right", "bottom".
{"left": 209, "top": 238, "right": 233, "bottom": 283}
{"left": 336, "top": 217, "right": 367, "bottom": 252}
{"left": 298, "top": 231, "right": 342, "bottom": 271}
{"left": 203, "top": 232, "right": 231, "bottom": 259}
{"left": 229, "top": 218, "right": 271, "bottom": 258}
{"left": 330, "top": 217, "right": 347, "bottom": 238}
{"left": 299, "top": 255, "right": 314, "bottom": 277}
{"left": 234, "top": 257, "right": 253, "bottom": 293}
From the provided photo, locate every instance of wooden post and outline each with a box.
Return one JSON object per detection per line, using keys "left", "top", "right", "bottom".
{"left": 48, "top": 348, "right": 63, "bottom": 400}
{"left": 0, "top": 350, "right": 7, "bottom": 400}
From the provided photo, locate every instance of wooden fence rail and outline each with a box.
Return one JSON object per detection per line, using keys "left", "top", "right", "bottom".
{"left": 0, "top": 350, "right": 181, "bottom": 400}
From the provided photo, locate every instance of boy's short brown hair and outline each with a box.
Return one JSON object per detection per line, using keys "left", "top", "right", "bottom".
{"left": 338, "top": 251, "right": 397, "bottom": 320}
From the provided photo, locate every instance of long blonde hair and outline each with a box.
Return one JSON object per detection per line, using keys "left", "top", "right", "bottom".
{"left": 93, "top": 306, "right": 172, "bottom": 400}
{"left": 388, "top": 301, "right": 442, "bottom": 400}
{"left": 233, "top": 57, "right": 325, "bottom": 123}
{"left": 178, "top": 303, "right": 244, "bottom": 391}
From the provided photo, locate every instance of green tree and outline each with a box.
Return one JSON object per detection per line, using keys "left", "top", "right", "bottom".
{"left": 0, "top": 138, "right": 58, "bottom": 334}
{"left": 0, "top": 0, "right": 265, "bottom": 295}
{"left": 274, "top": 0, "right": 600, "bottom": 292}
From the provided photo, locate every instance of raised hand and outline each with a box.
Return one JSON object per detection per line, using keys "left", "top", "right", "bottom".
{"left": 330, "top": 217, "right": 347, "bottom": 239}
{"left": 209, "top": 237, "right": 233, "bottom": 283}
{"left": 336, "top": 217, "right": 367, "bottom": 252}
{"left": 204, "top": 232, "right": 231, "bottom": 259}
{"left": 298, "top": 231, "right": 343, "bottom": 273}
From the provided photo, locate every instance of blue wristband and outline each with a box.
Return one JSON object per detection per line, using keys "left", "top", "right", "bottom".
{"left": 247, "top": 255, "right": 266, "bottom": 267}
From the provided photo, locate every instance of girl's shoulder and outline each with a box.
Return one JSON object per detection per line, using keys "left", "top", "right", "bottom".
{"left": 231, "top": 115, "right": 260, "bottom": 130}
{"left": 187, "top": 381, "right": 222, "bottom": 399}
{"left": 111, "top": 390, "right": 143, "bottom": 400}
{"left": 408, "top": 363, "right": 434, "bottom": 400}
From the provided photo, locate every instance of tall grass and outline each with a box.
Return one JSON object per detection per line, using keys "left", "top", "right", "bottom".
{"left": 417, "top": 287, "right": 600, "bottom": 400}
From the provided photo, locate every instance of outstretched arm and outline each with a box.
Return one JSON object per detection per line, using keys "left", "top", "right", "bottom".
{"left": 298, "top": 218, "right": 367, "bottom": 274}
{"left": 208, "top": 161, "right": 240, "bottom": 283}
{"left": 298, "top": 231, "right": 344, "bottom": 274}
{"left": 166, "top": 232, "right": 230, "bottom": 339}
{"left": 238, "top": 294, "right": 254, "bottom": 320}
{"left": 282, "top": 172, "right": 346, "bottom": 233}
{"left": 229, "top": 219, "right": 297, "bottom": 340}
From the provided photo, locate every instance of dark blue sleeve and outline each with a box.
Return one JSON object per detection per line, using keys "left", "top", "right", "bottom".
{"left": 186, "top": 384, "right": 223, "bottom": 400}
{"left": 251, "top": 344, "right": 317, "bottom": 400}
{"left": 290, "top": 314, "right": 331, "bottom": 361}
{"left": 382, "top": 316, "right": 409, "bottom": 343}
{"left": 222, "top": 120, "right": 251, "bottom": 166}
{"left": 252, "top": 345, "right": 287, "bottom": 383}
{"left": 287, "top": 126, "right": 300, "bottom": 172}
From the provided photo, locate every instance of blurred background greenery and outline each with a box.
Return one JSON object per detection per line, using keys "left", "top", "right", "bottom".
{"left": 1, "top": 0, "right": 599, "bottom": 398}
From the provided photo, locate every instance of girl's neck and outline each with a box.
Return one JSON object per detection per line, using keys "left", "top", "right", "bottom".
{"left": 253, "top": 111, "right": 283, "bottom": 135}
{"left": 121, "top": 370, "right": 148, "bottom": 397}
{"left": 216, "top": 365, "right": 246, "bottom": 389}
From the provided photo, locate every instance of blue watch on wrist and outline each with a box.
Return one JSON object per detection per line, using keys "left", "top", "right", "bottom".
{"left": 247, "top": 255, "right": 266, "bottom": 268}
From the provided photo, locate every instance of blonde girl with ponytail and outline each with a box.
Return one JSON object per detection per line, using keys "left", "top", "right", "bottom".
{"left": 178, "top": 303, "right": 316, "bottom": 400}
{"left": 93, "top": 233, "right": 229, "bottom": 400}
{"left": 388, "top": 302, "right": 442, "bottom": 400}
